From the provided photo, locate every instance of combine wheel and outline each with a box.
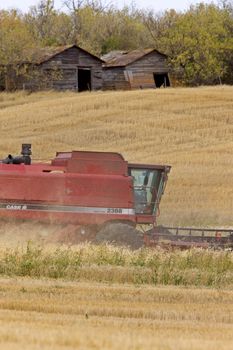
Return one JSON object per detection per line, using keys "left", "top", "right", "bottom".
{"left": 95, "top": 222, "right": 144, "bottom": 250}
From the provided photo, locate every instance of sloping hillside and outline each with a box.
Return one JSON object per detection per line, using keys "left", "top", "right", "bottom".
{"left": 0, "top": 86, "right": 233, "bottom": 226}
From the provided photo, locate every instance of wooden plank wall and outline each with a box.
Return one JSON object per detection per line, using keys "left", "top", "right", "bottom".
{"left": 129, "top": 51, "right": 169, "bottom": 89}
{"left": 102, "top": 67, "right": 130, "bottom": 90}
{"left": 103, "top": 51, "right": 169, "bottom": 90}
{"left": 13, "top": 47, "right": 103, "bottom": 91}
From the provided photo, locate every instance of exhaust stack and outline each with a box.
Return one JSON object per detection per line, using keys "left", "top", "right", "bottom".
{"left": 21, "top": 144, "right": 32, "bottom": 165}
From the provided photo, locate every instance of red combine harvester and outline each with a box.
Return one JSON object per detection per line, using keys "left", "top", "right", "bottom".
{"left": 0, "top": 144, "right": 170, "bottom": 248}
{"left": 0, "top": 144, "right": 232, "bottom": 249}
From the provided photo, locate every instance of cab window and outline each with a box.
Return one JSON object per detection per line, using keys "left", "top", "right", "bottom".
{"left": 130, "top": 168, "right": 162, "bottom": 214}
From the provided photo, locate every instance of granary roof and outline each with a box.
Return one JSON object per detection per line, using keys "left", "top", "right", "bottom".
{"left": 102, "top": 48, "right": 167, "bottom": 67}
{"left": 21, "top": 44, "right": 103, "bottom": 65}
{"left": 101, "top": 50, "right": 128, "bottom": 63}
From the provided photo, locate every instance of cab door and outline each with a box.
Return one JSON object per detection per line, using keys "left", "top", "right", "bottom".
{"left": 129, "top": 168, "right": 164, "bottom": 215}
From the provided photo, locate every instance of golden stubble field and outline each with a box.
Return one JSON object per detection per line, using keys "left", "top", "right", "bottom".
{"left": 0, "top": 278, "right": 232, "bottom": 350}
{"left": 0, "top": 86, "right": 233, "bottom": 226}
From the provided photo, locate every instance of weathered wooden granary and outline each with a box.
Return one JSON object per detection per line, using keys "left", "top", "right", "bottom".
{"left": 2, "top": 46, "right": 170, "bottom": 92}
{"left": 5, "top": 45, "right": 103, "bottom": 92}
{"left": 102, "top": 48, "right": 170, "bottom": 90}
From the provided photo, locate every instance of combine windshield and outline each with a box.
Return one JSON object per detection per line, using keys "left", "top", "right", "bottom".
{"left": 129, "top": 167, "right": 167, "bottom": 215}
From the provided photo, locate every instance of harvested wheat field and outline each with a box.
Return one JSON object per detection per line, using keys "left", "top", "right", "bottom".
{"left": 0, "top": 86, "right": 233, "bottom": 226}
{"left": 0, "top": 277, "right": 233, "bottom": 350}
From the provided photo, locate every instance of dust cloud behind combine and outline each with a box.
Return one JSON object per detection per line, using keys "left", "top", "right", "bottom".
{"left": 0, "top": 221, "right": 62, "bottom": 248}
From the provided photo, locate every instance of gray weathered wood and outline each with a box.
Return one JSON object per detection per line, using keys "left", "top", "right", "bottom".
{"left": 8, "top": 46, "right": 103, "bottom": 92}
{"left": 103, "top": 50, "right": 170, "bottom": 90}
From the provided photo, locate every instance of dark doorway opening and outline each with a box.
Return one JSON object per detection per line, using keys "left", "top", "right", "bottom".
{"left": 78, "top": 68, "right": 91, "bottom": 92}
{"left": 0, "top": 73, "right": 6, "bottom": 91}
{"left": 153, "top": 73, "right": 170, "bottom": 88}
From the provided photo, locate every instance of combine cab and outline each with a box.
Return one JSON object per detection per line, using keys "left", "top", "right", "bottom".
{"left": 0, "top": 144, "right": 170, "bottom": 248}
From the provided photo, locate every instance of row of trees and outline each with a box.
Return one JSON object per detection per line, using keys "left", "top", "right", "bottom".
{"left": 0, "top": 0, "right": 233, "bottom": 85}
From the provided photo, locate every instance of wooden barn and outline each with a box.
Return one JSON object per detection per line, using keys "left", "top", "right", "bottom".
{"left": 5, "top": 45, "right": 103, "bottom": 92}
{"left": 102, "top": 48, "right": 170, "bottom": 90}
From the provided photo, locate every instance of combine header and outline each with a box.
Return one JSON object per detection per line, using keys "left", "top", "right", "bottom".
{"left": 0, "top": 144, "right": 232, "bottom": 249}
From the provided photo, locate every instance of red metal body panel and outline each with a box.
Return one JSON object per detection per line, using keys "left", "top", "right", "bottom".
{"left": 0, "top": 150, "right": 170, "bottom": 226}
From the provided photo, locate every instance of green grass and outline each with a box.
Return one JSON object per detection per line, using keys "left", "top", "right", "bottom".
{"left": 0, "top": 243, "right": 232, "bottom": 287}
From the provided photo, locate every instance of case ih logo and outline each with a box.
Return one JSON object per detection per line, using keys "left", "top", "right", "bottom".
{"left": 6, "top": 204, "right": 27, "bottom": 210}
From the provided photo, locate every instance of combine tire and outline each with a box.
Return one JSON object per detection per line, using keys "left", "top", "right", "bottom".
{"left": 95, "top": 223, "right": 144, "bottom": 250}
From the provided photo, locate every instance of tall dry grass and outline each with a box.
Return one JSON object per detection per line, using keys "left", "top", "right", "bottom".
{"left": 0, "top": 86, "right": 233, "bottom": 226}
